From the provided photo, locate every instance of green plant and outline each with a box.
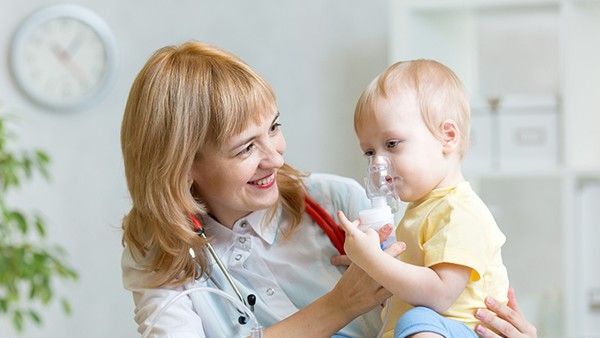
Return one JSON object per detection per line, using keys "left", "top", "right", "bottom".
{"left": 0, "top": 109, "right": 78, "bottom": 332}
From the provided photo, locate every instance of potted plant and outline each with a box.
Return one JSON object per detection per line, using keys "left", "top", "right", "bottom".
{"left": 0, "top": 103, "right": 78, "bottom": 332}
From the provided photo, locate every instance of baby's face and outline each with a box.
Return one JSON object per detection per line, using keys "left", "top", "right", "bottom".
{"left": 356, "top": 92, "right": 451, "bottom": 202}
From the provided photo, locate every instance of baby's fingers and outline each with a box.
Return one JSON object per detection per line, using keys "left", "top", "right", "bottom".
{"left": 337, "top": 210, "right": 361, "bottom": 234}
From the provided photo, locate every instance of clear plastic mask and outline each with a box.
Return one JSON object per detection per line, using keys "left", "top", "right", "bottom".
{"left": 364, "top": 154, "right": 401, "bottom": 213}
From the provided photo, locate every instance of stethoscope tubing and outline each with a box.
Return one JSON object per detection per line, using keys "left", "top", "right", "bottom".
{"left": 199, "top": 231, "right": 246, "bottom": 307}
{"left": 141, "top": 286, "right": 262, "bottom": 338}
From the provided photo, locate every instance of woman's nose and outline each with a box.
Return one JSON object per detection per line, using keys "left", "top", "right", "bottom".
{"left": 261, "top": 146, "right": 284, "bottom": 168}
{"left": 260, "top": 140, "right": 285, "bottom": 168}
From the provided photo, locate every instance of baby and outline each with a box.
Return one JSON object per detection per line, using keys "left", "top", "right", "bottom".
{"left": 339, "top": 59, "right": 509, "bottom": 338}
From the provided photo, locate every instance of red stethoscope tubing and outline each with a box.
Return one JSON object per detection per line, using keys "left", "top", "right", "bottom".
{"left": 190, "top": 194, "right": 346, "bottom": 255}
{"left": 303, "top": 194, "right": 346, "bottom": 255}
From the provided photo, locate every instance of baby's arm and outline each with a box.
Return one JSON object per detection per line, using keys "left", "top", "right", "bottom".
{"left": 337, "top": 211, "right": 471, "bottom": 313}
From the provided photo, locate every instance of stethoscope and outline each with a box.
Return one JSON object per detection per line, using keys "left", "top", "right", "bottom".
{"left": 190, "top": 214, "right": 257, "bottom": 325}
{"left": 146, "top": 193, "right": 388, "bottom": 338}
{"left": 186, "top": 195, "right": 347, "bottom": 329}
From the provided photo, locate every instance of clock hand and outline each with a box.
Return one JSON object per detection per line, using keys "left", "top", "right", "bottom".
{"left": 66, "top": 34, "right": 83, "bottom": 56}
{"left": 50, "top": 43, "right": 89, "bottom": 88}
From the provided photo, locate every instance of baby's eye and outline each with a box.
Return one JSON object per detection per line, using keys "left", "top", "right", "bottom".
{"left": 269, "top": 122, "right": 281, "bottom": 134}
{"left": 386, "top": 140, "right": 401, "bottom": 149}
{"left": 363, "top": 150, "right": 375, "bottom": 157}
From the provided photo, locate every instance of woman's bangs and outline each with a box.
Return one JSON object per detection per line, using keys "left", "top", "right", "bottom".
{"left": 216, "top": 81, "right": 276, "bottom": 145}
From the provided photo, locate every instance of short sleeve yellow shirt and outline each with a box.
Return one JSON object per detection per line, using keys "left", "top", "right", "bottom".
{"left": 382, "top": 181, "right": 509, "bottom": 336}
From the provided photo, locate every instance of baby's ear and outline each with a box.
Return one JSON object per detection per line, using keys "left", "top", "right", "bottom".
{"left": 440, "top": 119, "right": 459, "bottom": 154}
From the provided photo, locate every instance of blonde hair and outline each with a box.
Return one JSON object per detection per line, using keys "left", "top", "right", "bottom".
{"left": 121, "top": 41, "right": 306, "bottom": 288}
{"left": 355, "top": 59, "right": 471, "bottom": 157}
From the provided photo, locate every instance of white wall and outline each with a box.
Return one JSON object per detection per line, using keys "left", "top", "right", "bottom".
{"left": 0, "top": 1, "right": 389, "bottom": 337}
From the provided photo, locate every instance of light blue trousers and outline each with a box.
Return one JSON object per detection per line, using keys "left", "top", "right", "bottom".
{"left": 394, "top": 306, "right": 478, "bottom": 338}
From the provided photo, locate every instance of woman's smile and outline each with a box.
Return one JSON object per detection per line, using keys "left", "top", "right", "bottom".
{"left": 248, "top": 173, "right": 276, "bottom": 188}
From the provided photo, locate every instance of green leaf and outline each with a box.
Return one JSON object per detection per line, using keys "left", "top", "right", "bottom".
{"left": 28, "top": 309, "right": 42, "bottom": 325}
{"left": 34, "top": 216, "right": 46, "bottom": 237}
{"left": 10, "top": 211, "right": 27, "bottom": 234}
{"left": 0, "top": 111, "right": 77, "bottom": 332}
{"left": 61, "top": 298, "right": 73, "bottom": 315}
{"left": 13, "top": 310, "right": 23, "bottom": 332}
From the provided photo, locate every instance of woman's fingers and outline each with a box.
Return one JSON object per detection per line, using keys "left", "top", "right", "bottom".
{"left": 333, "top": 262, "right": 392, "bottom": 314}
{"left": 330, "top": 254, "right": 352, "bottom": 266}
{"left": 506, "top": 288, "right": 523, "bottom": 315}
{"left": 475, "top": 290, "right": 538, "bottom": 338}
{"left": 475, "top": 307, "right": 515, "bottom": 338}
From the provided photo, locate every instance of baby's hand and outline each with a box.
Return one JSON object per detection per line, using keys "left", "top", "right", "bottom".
{"left": 337, "top": 211, "right": 385, "bottom": 266}
{"left": 330, "top": 223, "right": 395, "bottom": 266}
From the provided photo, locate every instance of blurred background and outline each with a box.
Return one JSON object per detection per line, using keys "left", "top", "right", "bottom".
{"left": 1, "top": 0, "right": 599, "bottom": 337}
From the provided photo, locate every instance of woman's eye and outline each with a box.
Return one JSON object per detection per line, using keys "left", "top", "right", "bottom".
{"left": 238, "top": 144, "right": 255, "bottom": 157}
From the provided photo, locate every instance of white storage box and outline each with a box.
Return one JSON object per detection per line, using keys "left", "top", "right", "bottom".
{"left": 497, "top": 96, "right": 559, "bottom": 170}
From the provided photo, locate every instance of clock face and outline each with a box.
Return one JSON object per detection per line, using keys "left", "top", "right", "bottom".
{"left": 10, "top": 5, "right": 117, "bottom": 111}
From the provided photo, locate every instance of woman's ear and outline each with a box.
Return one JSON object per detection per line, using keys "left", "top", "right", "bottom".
{"left": 440, "top": 119, "right": 460, "bottom": 154}
{"left": 187, "top": 171, "right": 194, "bottom": 187}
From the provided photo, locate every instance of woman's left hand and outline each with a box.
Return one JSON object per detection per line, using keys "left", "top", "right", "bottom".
{"left": 475, "top": 288, "right": 537, "bottom": 338}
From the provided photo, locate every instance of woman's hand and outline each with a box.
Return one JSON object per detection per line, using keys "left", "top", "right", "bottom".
{"left": 329, "top": 241, "right": 406, "bottom": 316}
{"left": 264, "top": 241, "right": 406, "bottom": 338}
{"left": 475, "top": 288, "right": 538, "bottom": 338}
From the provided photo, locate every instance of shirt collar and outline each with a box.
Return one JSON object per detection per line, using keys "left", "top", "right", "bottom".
{"left": 202, "top": 206, "right": 282, "bottom": 248}
{"left": 242, "top": 207, "right": 281, "bottom": 245}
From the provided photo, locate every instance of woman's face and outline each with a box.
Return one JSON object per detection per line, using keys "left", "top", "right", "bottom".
{"left": 190, "top": 109, "right": 286, "bottom": 228}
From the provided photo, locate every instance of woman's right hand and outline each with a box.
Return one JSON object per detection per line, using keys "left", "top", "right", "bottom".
{"left": 475, "top": 288, "right": 538, "bottom": 338}
{"left": 330, "top": 241, "right": 406, "bottom": 317}
{"left": 262, "top": 241, "right": 406, "bottom": 338}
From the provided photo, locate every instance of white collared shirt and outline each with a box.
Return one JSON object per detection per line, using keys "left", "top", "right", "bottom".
{"left": 122, "top": 173, "right": 381, "bottom": 337}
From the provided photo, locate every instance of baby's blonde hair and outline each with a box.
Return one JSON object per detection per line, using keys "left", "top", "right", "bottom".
{"left": 355, "top": 59, "right": 471, "bottom": 157}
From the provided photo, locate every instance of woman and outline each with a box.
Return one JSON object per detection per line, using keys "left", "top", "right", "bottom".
{"left": 120, "top": 40, "right": 537, "bottom": 337}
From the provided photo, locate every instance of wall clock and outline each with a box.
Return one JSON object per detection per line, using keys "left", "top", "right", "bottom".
{"left": 9, "top": 4, "right": 117, "bottom": 111}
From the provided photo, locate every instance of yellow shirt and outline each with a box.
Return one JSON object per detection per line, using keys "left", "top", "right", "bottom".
{"left": 382, "top": 182, "right": 509, "bottom": 337}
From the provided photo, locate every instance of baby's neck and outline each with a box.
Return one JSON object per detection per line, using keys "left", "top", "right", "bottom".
{"left": 436, "top": 165, "right": 465, "bottom": 190}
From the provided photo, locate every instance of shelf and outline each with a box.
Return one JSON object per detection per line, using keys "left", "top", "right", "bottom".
{"left": 390, "top": 2, "right": 600, "bottom": 335}
{"left": 395, "top": 0, "right": 560, "bottom": 11}
{"left": 465, "top": 168, "right": 567, "bottom": 179}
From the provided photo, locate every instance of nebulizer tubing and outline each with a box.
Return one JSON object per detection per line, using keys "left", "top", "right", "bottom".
{"left": 141, "top": 286, "right": 263, "bottom": 338}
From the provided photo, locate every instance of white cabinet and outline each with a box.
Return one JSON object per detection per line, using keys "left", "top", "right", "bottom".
{"left": 389, "top": 1, "right": 600, "bottom": 337}
{"left": 570, "top": 176, "right": 600, "bottom": 336}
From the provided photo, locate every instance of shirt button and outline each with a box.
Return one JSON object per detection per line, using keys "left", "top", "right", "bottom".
{"left": 238, "top": 237, "right": 247, "bottom": 244}
{"left": 240, "top": 221, "right": 248, "bottom": 228}
{"left": 234, "top": 254, "right": 242, "bottom": 261}
{"left": 266, "top": 288, "right": 275, "bottom": 296}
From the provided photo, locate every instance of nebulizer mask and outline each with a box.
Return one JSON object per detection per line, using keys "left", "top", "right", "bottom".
{"left": 359, "top": 154, "right": 401, "bottom": 249}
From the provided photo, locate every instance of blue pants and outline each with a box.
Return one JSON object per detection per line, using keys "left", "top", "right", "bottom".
{"left": 394, "top": 307, "right": 477, "bottom": 338}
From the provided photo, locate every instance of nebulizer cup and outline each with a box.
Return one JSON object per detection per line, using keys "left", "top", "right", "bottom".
{"left": 359, "top": 154, "right": 401, "bottom": 249}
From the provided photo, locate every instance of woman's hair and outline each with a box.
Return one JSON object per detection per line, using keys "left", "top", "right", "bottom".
{"left": 354, "top": 59, "right": 471, "bottom": 157}
{"left": 121, "top": 41, "right": 305, "bottom": 288}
